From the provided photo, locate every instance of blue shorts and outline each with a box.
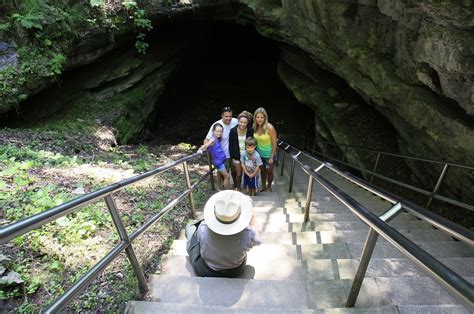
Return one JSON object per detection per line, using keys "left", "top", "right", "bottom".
{"left": 243, "top": 174, "right": 259, "bottom": 189}
{"left": 214, "top": 162, "right": 226, "bottom": 171}
{"left": 261, "top": 155, "right": 277, "bottom": 169}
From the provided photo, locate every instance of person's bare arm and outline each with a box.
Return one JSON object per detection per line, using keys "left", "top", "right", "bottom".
{"left": 268, "top": 124, "right": 277, "bottom": 164}
{"left": 250, "top": 165, "right": 260, "bottom": 178}
{"left": 249, "top": 214, "right": 260, "bottom": 232}
{"left": 199, "top": 137, "right": 215, "bottom": 152}
{"left": 241, "top": 162, "right": 251, "bottom": 177}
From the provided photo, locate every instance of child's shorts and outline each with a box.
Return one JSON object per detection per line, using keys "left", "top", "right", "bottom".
{"left": 243, "top": 174, "right": 259, "bottom": 189}
{"left": 261, "top": 155, "right": 277, "bottom": 169}
{"left": 214, "top": 162, "right": 226, "bottom": 171}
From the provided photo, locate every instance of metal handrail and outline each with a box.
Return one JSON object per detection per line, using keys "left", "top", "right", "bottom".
{"left": 278, "top": 140, "right": 474, "bottom": 310}
{"left": 303, "top": 138, "right": 474, "bottom": 211}
{"left": 290, "top": 145, "right": 473, "bottom": 244}
{"left": 0, "top": 151, "right": 214, "bottom": 313}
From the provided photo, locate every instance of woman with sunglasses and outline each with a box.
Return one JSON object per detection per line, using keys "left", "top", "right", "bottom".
{"left": 253, "top": 107, "right": 277, "bottom": 192}
{"left": 229, "top": 111, "right": 254, "bottom": 191}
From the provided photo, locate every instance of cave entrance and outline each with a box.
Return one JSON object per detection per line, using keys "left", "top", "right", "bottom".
{"left": 152, "top": 21, "right": 314, "bottom": 146}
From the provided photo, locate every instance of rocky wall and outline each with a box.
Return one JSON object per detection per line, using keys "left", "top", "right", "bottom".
{"left": 239, "top": 0, "right": 474, "bottom": 202}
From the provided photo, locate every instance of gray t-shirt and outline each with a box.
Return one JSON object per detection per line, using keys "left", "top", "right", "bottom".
{"left": 197, "top": 221, "right": 262, "bottom": 271}
{"left": 240, "top": 151, "right": 263, "bottom": 174}
{"left": 205, "top": 118, "right": 238, "bottom": 158}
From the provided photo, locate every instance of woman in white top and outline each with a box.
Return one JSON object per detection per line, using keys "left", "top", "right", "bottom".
{"left": 228, "top": 111, "right": 254, "bottom": 191}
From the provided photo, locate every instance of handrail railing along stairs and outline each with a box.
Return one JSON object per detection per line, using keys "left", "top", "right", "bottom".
{"left": 2, "top": 140, "right": 473, "bottom": 312}
{"left": 303, "top": 137, "right": 474, "bottom": 212}
{"left": 0, "top": 151, "right": 216, "bottom": 313}
{"left": 277, "top": 139, "right": 473, "bottom": 310}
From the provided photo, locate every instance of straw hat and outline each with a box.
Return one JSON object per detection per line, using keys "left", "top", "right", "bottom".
{"left": 203, "top": 190, "right": 253, "bottom": 235}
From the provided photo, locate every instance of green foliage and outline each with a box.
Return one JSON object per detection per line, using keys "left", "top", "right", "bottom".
{"left": 12, "top": 11, "right": 44, "bottom": 31}
{"left": 124, "top": 2, "right": 153, "bottom": 54}
{"left": 0, "top": 1, "right": 89, "bottom": 111}
{"left": 0, "top": 45, "right": 67, "bottom": 111}
{"left": 89, "top": 0, "right": 106, "bottom": 7}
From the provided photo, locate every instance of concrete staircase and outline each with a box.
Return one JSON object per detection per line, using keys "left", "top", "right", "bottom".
{"left": 125, "top": 157, "right": 473, "bottom": 313}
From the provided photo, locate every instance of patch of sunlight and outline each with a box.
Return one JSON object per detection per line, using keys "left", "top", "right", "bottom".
{"left": 93, "top": 126, "right": 117, "bottom": 151}
{"left": 38, "top": 233, "right": 111, "bottom": 268}
{"left": 43, "top": 164, "right": 135, "bottom": 186}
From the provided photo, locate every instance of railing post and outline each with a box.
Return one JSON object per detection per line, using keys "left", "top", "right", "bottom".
{"left": 280, "top": 147, "right": 287, "bottom": 176}
{"left": 346, "top": 227, "right": 378, "bottom": 307}
{"left": 322, "top": 142, "right": 328, "bottom": 161}
{"left": 182, "top": 161, "right": 196, "bottom": 219}
{"left": 346, "top": 203, "right": 402, "bottom": 307}
{"left": 370, "top": 152, "right": 381, "bottom": 183}
{"left": 104, "top": 195, "right": 148, "bottom": 293}
{"left": 341, "top": 145, "right": 348, "bottom": 170}
{"left": 304, "top": 175, "right": 314, "bottom": 222}
{"left": 426, "top": 163, "right": 449, "bottom": 209}
{"left": 289, "top": 158, "right": 296, "bottom": 193}
{"left": 275, "top": 145, "right": 280, "bottom": 167}
{"left": 288, "top": 152, "right": 302, "bottom": 193}
{"left": 206, "top": 151, "right": 215, "bottom": 191}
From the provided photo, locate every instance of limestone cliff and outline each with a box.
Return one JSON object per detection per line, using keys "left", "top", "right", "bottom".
{"left": 238, "top": 0, "right": 474, "bottom": 201}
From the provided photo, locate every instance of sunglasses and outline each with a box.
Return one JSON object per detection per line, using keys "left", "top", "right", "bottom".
{"left": 222, "top": 106, "right": 232, "bottom": 113}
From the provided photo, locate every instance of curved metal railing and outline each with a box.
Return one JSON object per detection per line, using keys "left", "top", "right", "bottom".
{"left": 303, "top": 138, "right": 474, "bottom": 212}
{"left": 277, "top": 140, "right": 474, "bottom": 310}
{"left": 0, "top": 151, "right": 214, "bottom": 313}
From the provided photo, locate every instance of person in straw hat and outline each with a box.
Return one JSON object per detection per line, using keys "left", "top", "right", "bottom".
{"left": 185, "top": 190, "right": 261, "bottom": 277}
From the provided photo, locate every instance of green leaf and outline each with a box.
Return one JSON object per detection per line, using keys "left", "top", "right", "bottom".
{"left": 90, "top": 0, "right": 105, "bottom": 7}
{"left": 0, "top": 181, "right": 7, "bottom": 190}
{"left": 13, "top": 176, "right": 30, "bottom": 186}
{"left": 0, "top": 166, "right": 19, "bottom": 176}
{"left": 56, "top": 216, "right": 71, "bottom": 227}
{"left": 26, "top": 276, "right": 41, "bottom": 294}
{"left": 48, "top": 261, "right": 63, "bottom": 272}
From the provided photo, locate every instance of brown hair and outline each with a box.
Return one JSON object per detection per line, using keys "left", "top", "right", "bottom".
{"left": 245, "top": 137, "right": 257, "bottom": 147}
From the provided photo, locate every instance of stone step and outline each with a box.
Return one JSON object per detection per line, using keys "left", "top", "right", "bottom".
{"left": 321, "top": 306, "right": 399, "bottom": 313}
{"left": 256, "top": 220, "right": 436, "bottom": 233}
{"left": 299, "top": 242, "right": 474, "bottom": 260}
{"left": 373, "top": 276, "right": 473, "bottom": 306}
{"left": 287, "top": 212, "right": 419, "bottom": 223}
{"left": 126, "top": 301, "right": 469, "bottom": 314}
{"left": 170, "top": 241, "right": 298, "bottom": 260}
{"left": 251, "top": 195, "right": 287, "bottom": 202}
{"left": 319, "top": 229, "right": 455, "bottom": 243}
{"left": 306, "top": 276, "right": 470, "bottom": 309}
{"left": 178, "top": 229, "right": 316, "bottom": 244}
{"left": 125, "top": 301, "right": 315, "bottom": 313}
{"left": 305, "top": 258, "right": 474, "bottom": 281}
{"left": 159, "top": 254, "right": 305, "bottom": 280}
{"left": 179, "top": 228, "right": 454, "bottom": 246}
{"left": 260, "top": 229, "right": 453, "bottom": 245}
{"left": 147, "top": 275, "right": 311, "bottom": 309}
{"left": 397, "top": 304, "right": 471, "bottom": 313}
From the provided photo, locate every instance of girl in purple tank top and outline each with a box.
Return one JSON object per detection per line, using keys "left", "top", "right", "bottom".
{"left": 199, "top": 123, "right": 230, "bottom": 190}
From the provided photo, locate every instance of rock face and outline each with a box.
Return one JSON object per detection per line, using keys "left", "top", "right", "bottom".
{"left": 238, "top": 0, "right": 474, "bottom": 203}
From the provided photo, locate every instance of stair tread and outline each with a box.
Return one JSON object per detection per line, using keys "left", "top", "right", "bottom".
{"left": 125, "top": 301, "right": 315, "bottom": 313}
{"left": 300, "top": 241, "right": 474, "bottom": 259}
{"left": 160, "top": 254, "right": 305, "bottom": 280}
{"left": 148, "top": 275, "right": 311, "bottom": 309}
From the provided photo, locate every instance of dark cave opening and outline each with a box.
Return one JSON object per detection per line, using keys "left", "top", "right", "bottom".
{"left": 151, "top": 21, "right": 314, "bottom": 146}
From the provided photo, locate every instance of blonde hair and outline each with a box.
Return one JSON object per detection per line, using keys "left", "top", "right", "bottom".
{"left": 253, "top": 107, "right": 269, "bottom": 134}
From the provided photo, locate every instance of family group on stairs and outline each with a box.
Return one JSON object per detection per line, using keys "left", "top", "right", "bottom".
{"left": 190, "top": 106, "right": 278, "bottom": 278}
